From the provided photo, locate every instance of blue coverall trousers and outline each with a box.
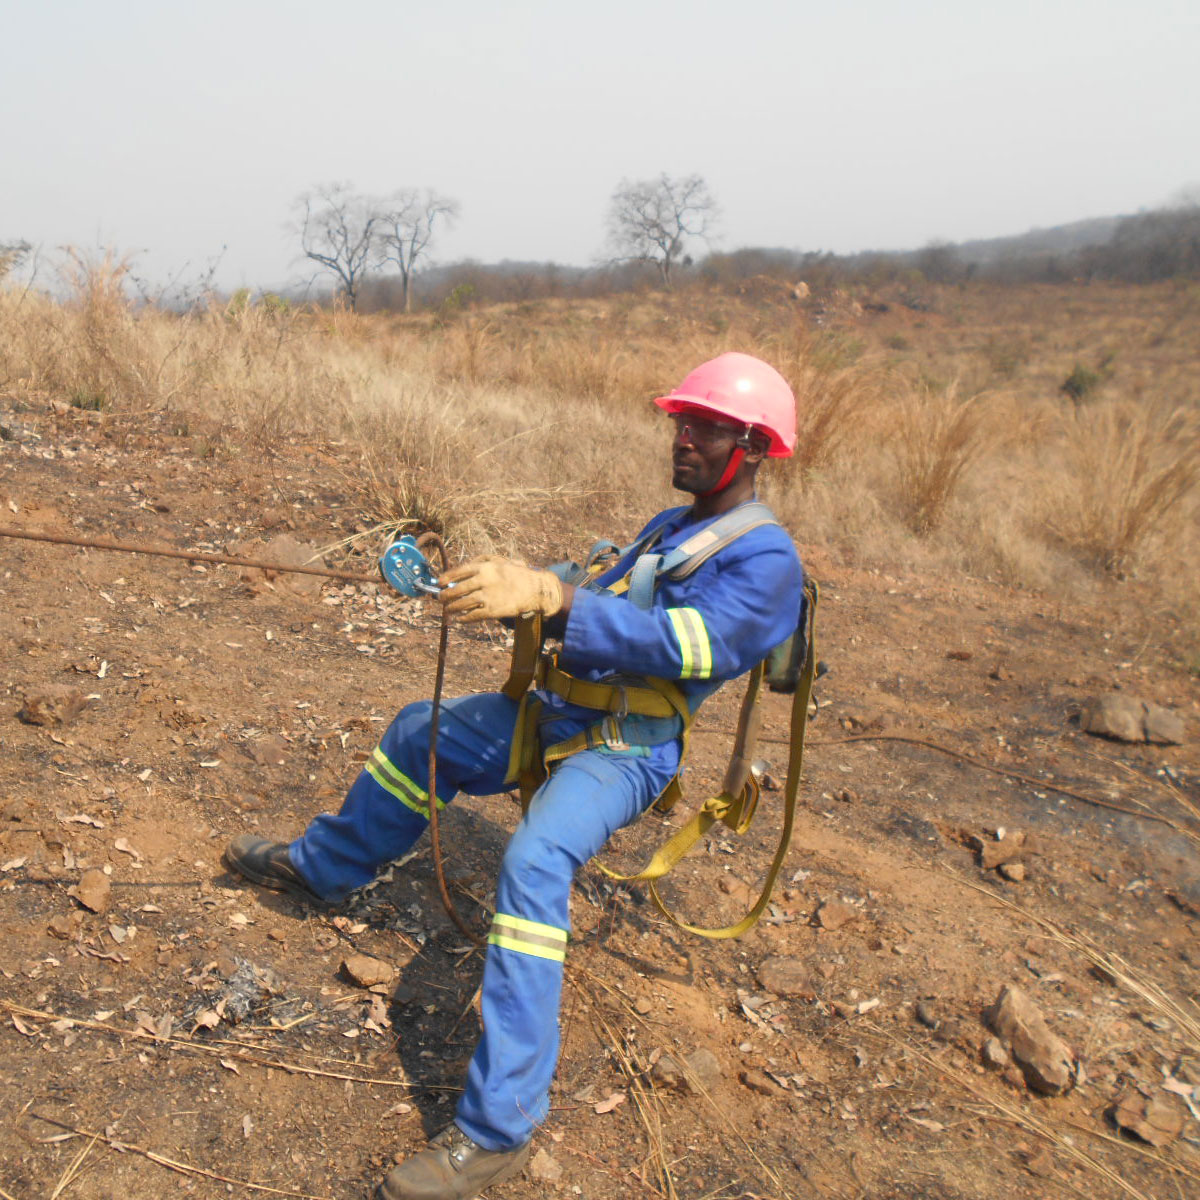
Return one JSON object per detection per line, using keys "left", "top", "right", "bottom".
{"left": 288, "top": 692, "right": 679, "bottom": 1150}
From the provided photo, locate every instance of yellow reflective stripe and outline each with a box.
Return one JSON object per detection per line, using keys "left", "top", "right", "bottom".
{"left": 365, "top": 746, "right": 442, "bottom": 817}
{"left": 667, "top": 607, "right": 712, "bottom": 679}
{"left": 488, "top": 912, "right": 568, "bottom": 962}
{"left": 667, "top": 608, "right": 693, "bottom": 675}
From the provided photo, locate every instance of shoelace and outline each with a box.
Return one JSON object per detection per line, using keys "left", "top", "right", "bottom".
{"left": 439, "top": 1126, "right": 476, "bottom": 1165}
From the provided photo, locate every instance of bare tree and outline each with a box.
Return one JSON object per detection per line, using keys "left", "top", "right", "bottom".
{"left": 606, "top": 173, "right": 717, "bottom": 289}
{"left": 293, "top": 182, "right": 379, "bottom": 311}
{"left": 377, "top": 189, "right": 459, "bottom": 312}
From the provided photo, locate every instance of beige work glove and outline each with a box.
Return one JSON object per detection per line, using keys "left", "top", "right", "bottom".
{"left": 440, "top": 555, "right": 564, "bottom": 624}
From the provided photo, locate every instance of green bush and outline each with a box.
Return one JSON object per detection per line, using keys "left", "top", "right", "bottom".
{"left": 1061, "top": 362, "right": 1100, "bottom": 403}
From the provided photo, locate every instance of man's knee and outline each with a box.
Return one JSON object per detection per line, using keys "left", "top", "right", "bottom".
{"left": 499, "top": 827, "right": 576, "bottom": 906}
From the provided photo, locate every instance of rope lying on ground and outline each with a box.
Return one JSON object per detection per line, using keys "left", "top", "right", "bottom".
{"left": 770, "top": 729, "right": 1199, "bottom": 841}
{"left": 0, "top": 524, "right": 380, "bottom": 584}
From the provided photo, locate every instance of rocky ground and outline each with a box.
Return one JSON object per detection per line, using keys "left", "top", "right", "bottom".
{"left": 0, "top": 400, "right": 1197, "bottom": 1200}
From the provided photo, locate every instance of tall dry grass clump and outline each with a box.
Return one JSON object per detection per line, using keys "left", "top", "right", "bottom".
{"left": 7, "top": 250, "right": 163, "bottom": 410}
{"left": 1044, "top": 398, "right": 1200, "bottom": 576}
{"left": 889, "top": 378, "right": 1006, "bottom": 533}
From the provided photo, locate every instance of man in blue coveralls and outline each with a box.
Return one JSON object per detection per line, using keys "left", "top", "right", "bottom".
{"left": 225, "top": 352, "right": 805, "bottom": 1200}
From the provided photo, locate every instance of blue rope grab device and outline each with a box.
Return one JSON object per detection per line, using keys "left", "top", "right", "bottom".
{"left": 379, "top": 535, "right": 443, "bottom": 598}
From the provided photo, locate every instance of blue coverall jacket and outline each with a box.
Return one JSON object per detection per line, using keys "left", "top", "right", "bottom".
{"left": 289, "top": 502, "right": 804, "bottom": 1150}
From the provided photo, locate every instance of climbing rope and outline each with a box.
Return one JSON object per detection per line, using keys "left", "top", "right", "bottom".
{"left": 0, "top": 524, "right": 379, "bottom": 584}
{"left": 415, "top": 531, "right": 485, "bottom": 946}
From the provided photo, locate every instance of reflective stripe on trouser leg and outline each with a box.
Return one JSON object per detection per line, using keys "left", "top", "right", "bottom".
{"left": 289, "top": 692, "right": 520, "bottom": 901}
{"left": 456, "top": 742, "right": 679, "bottom": 1151}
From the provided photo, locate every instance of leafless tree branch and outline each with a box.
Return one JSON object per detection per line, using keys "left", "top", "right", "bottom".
{"left": 376, "top": 189, "right": 460, "bottom": 312}
{"left": 291, "top": 182, "right": 379, "bottom": 311}
{"left": 606, "top": 173, "right": 717, "bottom": 289}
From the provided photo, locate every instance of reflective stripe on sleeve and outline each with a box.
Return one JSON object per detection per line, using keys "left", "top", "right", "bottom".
{"left": 666, "top": 607, "right": 713, "bottom": 679}
{"left": 365, "top": 746, "right": 442, "bottom": 818}
{"left": 488, "top": 912, "right": 568, "bottom": 962}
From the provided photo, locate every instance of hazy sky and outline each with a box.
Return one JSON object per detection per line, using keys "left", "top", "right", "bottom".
{"left": 4, "top": 0, "right": 1198, "bottom": 291}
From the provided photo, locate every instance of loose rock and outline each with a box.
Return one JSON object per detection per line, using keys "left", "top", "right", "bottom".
{"left": 915, "top": 999, "right": 939, "bottom": 1030}
{"left": 739, "top": 1068, "right": 778, "bottom": 1095}
{"left": 756, "top": 956, "right": 815, "bottom": 999}
{"left": 233, "top": 534, "right": 327, "bottom": 598}
{"left": 1143, "top": 703, "right": 1186, "bottom": 745}
{"left": 1110, "top": 1089, "right": 1186, "bottom": 1147}
{"left": 814, "top": 900, "right": 859, "bottom": 931}
{"left": 985, "top": 985, "right": 1075, "bottom": 1095}
{"left": 70, "top": 869, "right": 111, "bottom": 914}
{"left": 975, "top": 830, "right": 1028, "bottom": 871}
{"left": 981, "top": 1036, "right": 1010, "bottom": 1070}
{"left": 652, "top": 1047, "right": 722, "bottom": 1093}
{"left": 342, "top": 954, "right": 395, "bottom": 989}
{"left": 1080, "top": 694, "right": 1185, "bottom": 745}
{"left": 999, "top": 861, "right": 1027, "bottom": 882}
{"left": 18, "top": 686, "right": 88, "bottom": 727}
{"left": 529, "top": 1148, "right": 563, "bottom": 1183}
{"left": 1023, "top": 1147, "right": 1057, "bottom": 1178}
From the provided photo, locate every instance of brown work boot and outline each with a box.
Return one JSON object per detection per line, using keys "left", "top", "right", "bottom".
{"left": 223, "top": 835, "right": 329, "bottom": 908}
{"left": 377, "top": 1124, "right": 531, "bottom": 1200}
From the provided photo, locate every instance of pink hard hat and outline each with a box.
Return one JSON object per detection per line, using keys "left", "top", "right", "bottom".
{"left": 653, "top": 352, "right": 796, "bottom": 457}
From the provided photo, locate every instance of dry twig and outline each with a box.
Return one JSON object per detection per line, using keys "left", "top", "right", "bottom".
{"left": 30, "top": 1114, "right": 334, "bottom": 1200}
{"left": 789, "top": 730, "right": 1200, "bottom": 847}
{"left": 49, "top": 1132, "right": 103, "bottom": 1199}
{"left": 1, "top": 998, "right": 416, "bottom": 1089}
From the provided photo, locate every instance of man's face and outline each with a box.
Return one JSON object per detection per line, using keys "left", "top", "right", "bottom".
{"left": 670, "top": 410, "right": 745, "bottom": 493}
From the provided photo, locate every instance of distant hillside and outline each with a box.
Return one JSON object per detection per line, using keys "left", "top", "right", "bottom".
{"left": 952, "top": 215, "right": 1126, "bottom": 264}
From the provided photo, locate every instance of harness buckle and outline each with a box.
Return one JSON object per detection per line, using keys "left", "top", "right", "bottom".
{"left": 609, "top": 685, "right": 629, "bottom": 720}
{"left": 601, "top": 715, "right": 630, "bottom": 752}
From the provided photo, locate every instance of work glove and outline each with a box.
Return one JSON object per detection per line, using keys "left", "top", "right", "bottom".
{"left": 439, "top": 556, "right": 564, "bottom": 624}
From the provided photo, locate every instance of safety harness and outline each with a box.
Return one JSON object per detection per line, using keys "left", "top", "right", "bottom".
{"left": 498, "top": 502, "right": 819, "bottom": 939}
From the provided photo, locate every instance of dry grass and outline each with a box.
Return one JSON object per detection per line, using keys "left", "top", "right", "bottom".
{"left": 2, "top": 261, "right": 1198, "bottom": 630}
{"left": 890, "top": 378, "right": 1009, "bottom": 534}
{"left": 1043, "top": 399, "right": 1200, "bottom": 576}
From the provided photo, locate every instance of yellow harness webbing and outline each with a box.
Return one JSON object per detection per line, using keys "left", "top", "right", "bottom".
{"left": 644, "top": 640, "right": 815, "bottom": 938}
{"left": 497, "top": 581, "right": 818, "bottom": 940}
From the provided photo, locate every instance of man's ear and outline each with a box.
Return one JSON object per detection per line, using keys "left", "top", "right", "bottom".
{"left": 743, "top": 429, "right": 771, "bottom": 464}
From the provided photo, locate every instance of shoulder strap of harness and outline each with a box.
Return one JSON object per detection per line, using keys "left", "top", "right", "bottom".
{"left": 625, "top": 501, "right": 781, "bottom": 611}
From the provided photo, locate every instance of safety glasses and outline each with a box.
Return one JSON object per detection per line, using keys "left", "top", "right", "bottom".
{"left": 670, "top": 413, "right": 745, "bottom": 447}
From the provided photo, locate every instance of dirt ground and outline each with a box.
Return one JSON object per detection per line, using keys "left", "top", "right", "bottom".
{"left": 1, "top": 401, "right": 1197, "bottom": 1200}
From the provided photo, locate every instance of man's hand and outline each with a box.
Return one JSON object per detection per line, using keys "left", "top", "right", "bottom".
{"left": 439, "top": 556, "right": 565, "bottom": 624}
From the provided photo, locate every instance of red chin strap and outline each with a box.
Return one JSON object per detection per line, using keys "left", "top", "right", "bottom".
{"left": 701, "top": 446, "right": 746, "bottom": 497}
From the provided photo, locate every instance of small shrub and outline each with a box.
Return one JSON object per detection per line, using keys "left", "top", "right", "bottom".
{"left": 70, "top": 389, "right": 107, "bottom": 411}
{"left": 1061, "top": 362, "right": 1100, "bottom": 403}
{"left": 983, "top": 336, "right": 1028, "bottom": 380}
{"left": 441, "top": 283, "right": 475, "bottom": 315}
